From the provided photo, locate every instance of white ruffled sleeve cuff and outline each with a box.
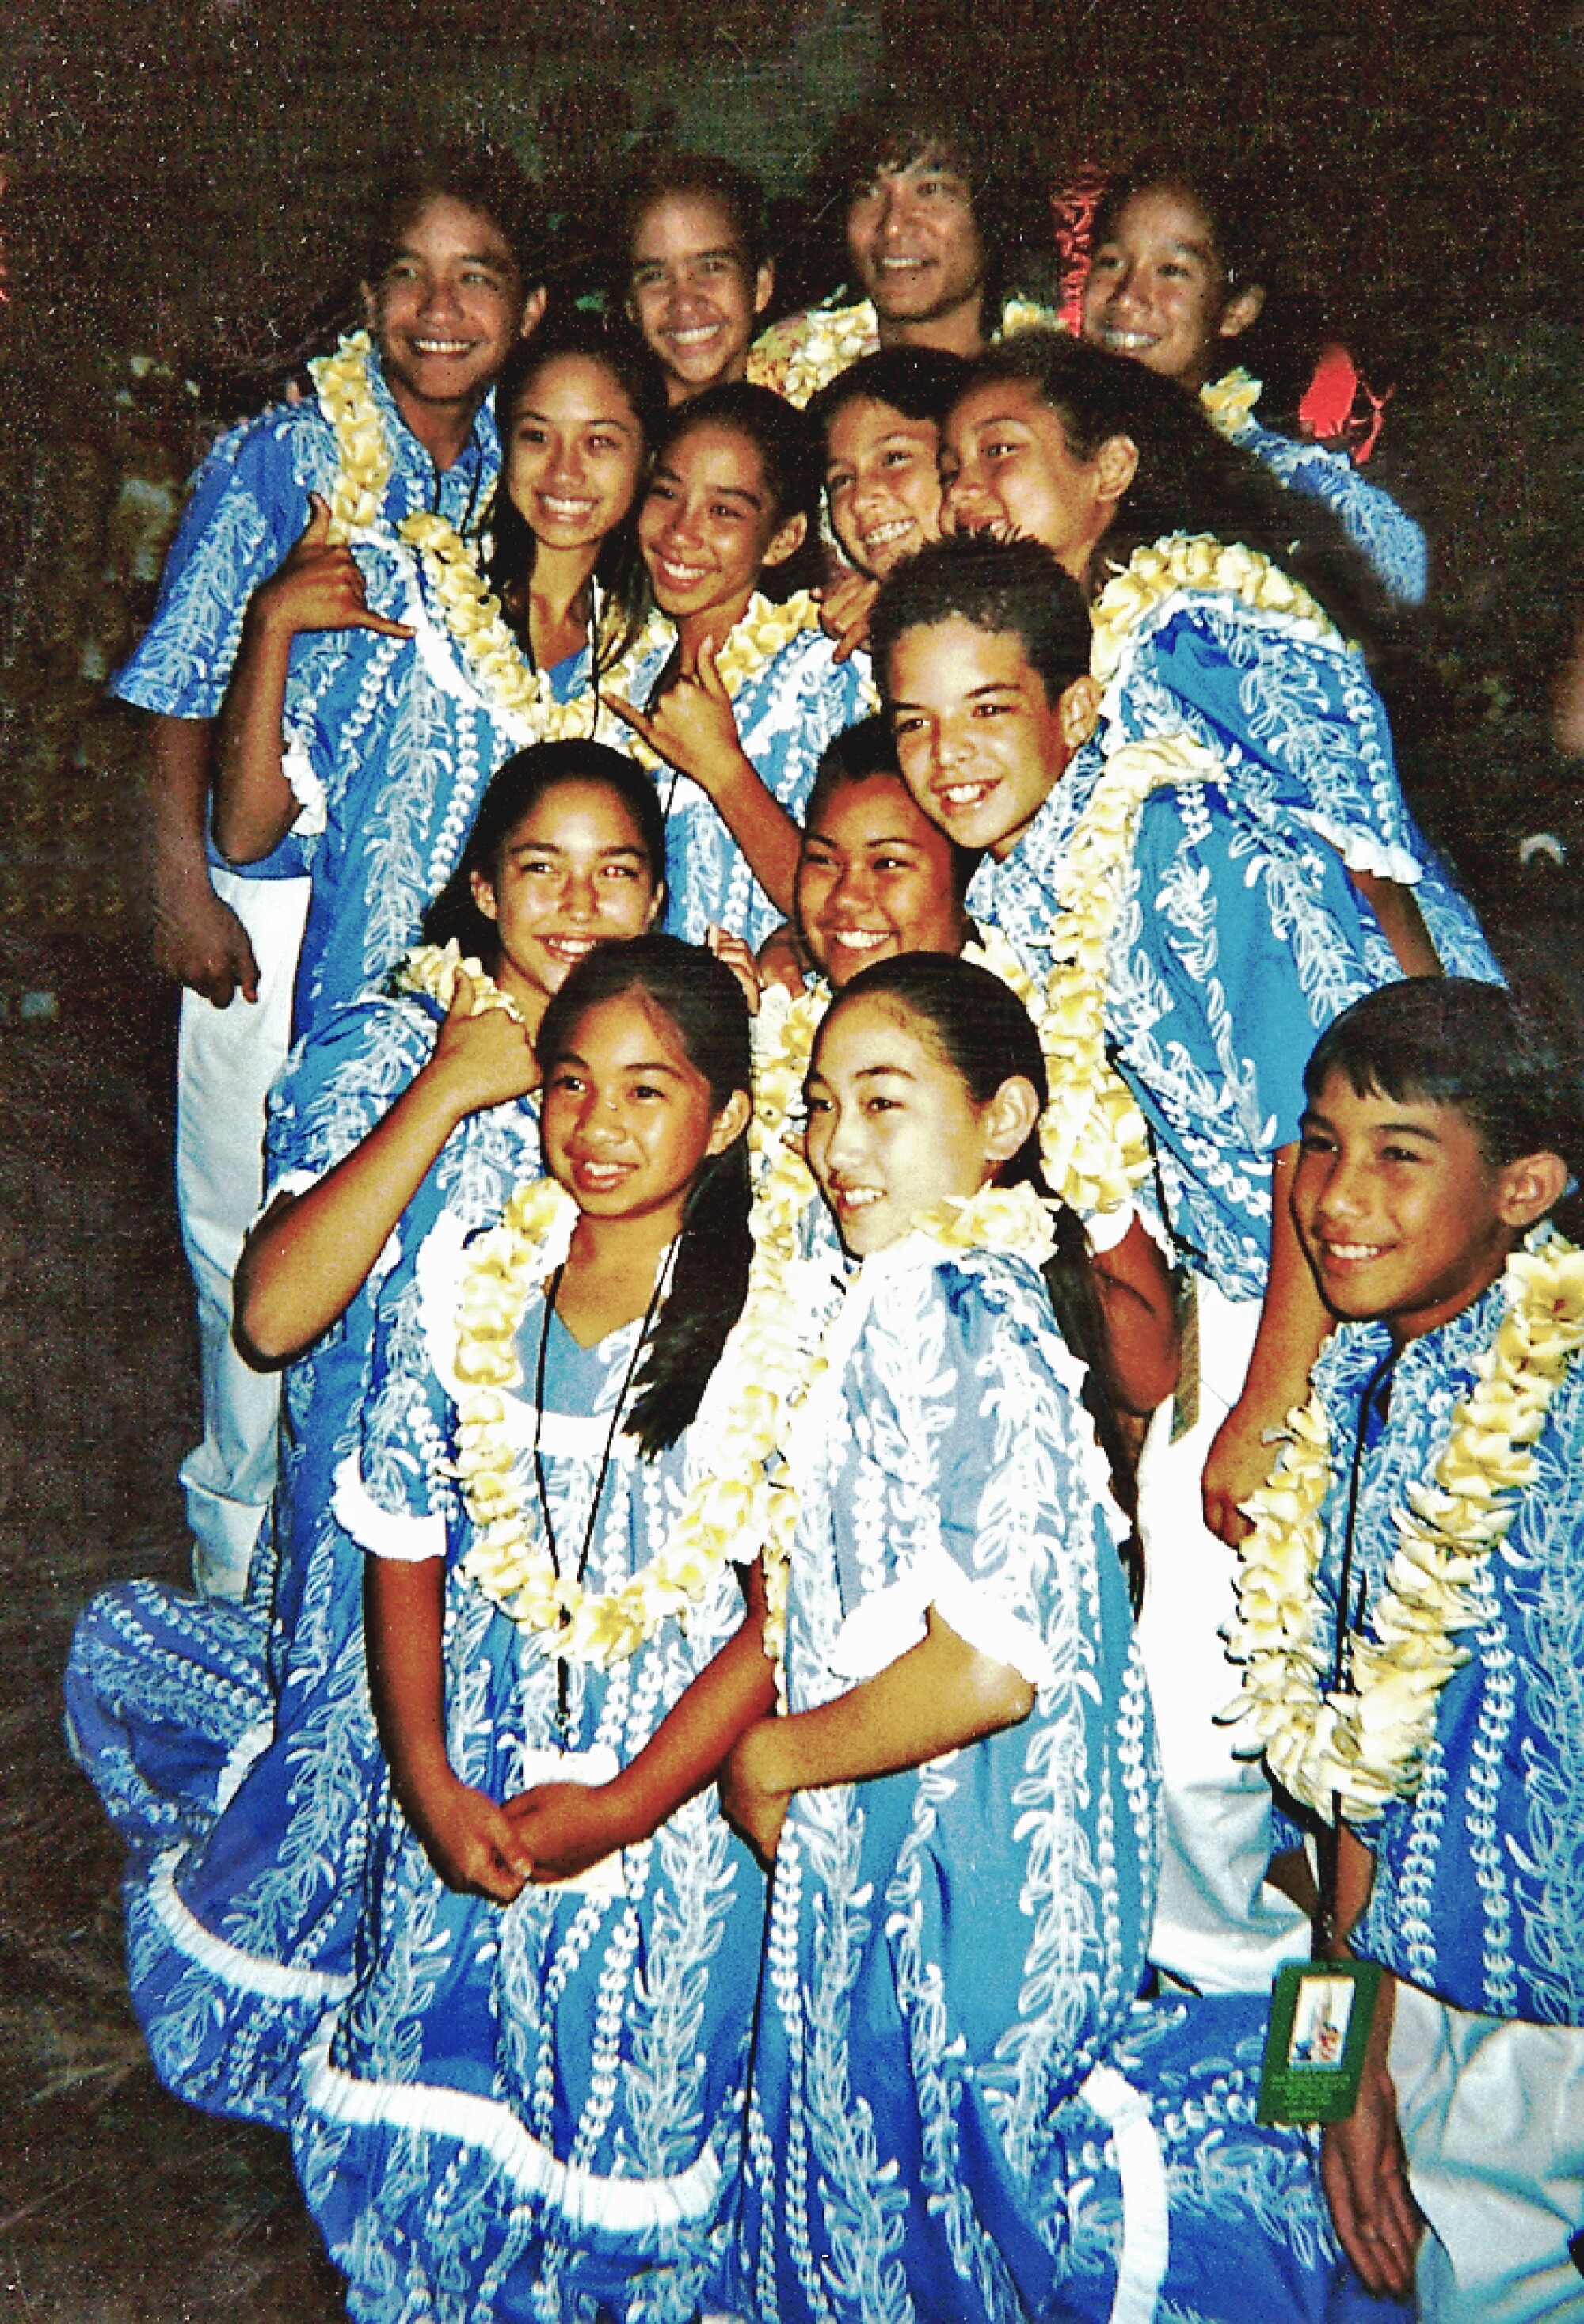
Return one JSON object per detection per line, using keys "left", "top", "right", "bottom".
{"left": 333, "top": 1452, "right": 446, "bottom": 1563}
{"left": 827, "top": 1539, "right": 1056, "bottom": 1693}
{"left": 282, "top": 736, "right": 327, "bottom": 835}
{"left": 1303, "top": 811, "right": 1421, "bottom": 887}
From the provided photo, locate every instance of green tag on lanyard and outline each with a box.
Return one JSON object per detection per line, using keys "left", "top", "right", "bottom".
{"left": 1256, "top": 1957, "right": 1383, "bottom": 2124}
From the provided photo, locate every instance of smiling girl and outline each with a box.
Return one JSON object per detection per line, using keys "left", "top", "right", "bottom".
{"left": 616, "top": 154, "right": 775, "bottom": 405}
{"left": 727, "top": 953, "right": 1382, "bottom": 2324}
{"left": 212, "top": 314, "right": 668, "bottom": 1040}
{"left": 67, "top": 747, "right": 664, "bottom": 2135}
{"left": 1081, "top": 162, "right": 1426, "bottom": 601}
{"left": 287, "top": 936, "right": 773, "bottom": 2322}
{"left": 608, "top": 380, "right": 874, "bottom": 945}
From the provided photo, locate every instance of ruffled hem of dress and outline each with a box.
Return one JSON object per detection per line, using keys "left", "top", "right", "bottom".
{"left": 827, "top": 1538, "right": 1056, "bottom": 1692}
{"left": 299, "top": 2014, "right": 725, "bottom": 2238}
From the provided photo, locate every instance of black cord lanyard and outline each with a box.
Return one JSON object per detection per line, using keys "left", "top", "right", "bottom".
{"left": 1319, "top": 1345, "right": 1398, "bottom": 1949}
{"left": 531, "top": 1256, "right": 670, "bottom": 1738}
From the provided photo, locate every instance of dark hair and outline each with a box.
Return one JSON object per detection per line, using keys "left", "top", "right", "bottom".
{"left": 955, "top": 330, "right": 1399, "bottom": 663}
{"left": 484, "top": 315, "right": 668, "bottom": 678}
{"left": 614, "top": 153, "right": 771, "bottom": 285}
{"left": 802, "top": 716, "right": 978, "bottom": 907}
{"left": 536, "top": 934, "right": 753, "bottom": 1454}
{"left": 1304, "top": 977, "right": 1584, "bottom": 1237}
{"left": 817, "top": 952, "right": 1144, "bottom": 1596}
{"left": 818, "top": 80, "right": 1041, "bottom": 316}
{"left": 806, "top": 346, "right": 969, "bottom": 448}
{"left": 420, "top": 741, "right": 666, "bottom": 963}
{"left": 870, "top": 531, "right": 1094, "bottom": 710}
{"left": 650, "top": 382, "right": 824, "bottom": 599}
{"left": 362, "top": 142, "right": 546, "bottom": 292}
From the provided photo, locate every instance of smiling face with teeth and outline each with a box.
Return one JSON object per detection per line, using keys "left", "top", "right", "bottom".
{"left": 627, "top": 191, "right": 774, "bottom": 405}
{"left": 824, "top": 395, "right": 944, "bottom": 580}
{"left": 638, "top": 420, "right": 805, "bottom": 637}
{"left": 1292, "top": 1071, "right": 1551, "bottom": 1345}
{"left": 363, "top": 193, "right": 536, "bottom": 455}
{"left": 885, "top": 614, "right": 1093, "bottom": 860}
{"left": 503, "top": 352, "right": 648, "bottom": 556}
{"left": 470, "top": 779, "right": 661, "bottom": 1026}
{"left": 795, "top": 770, "right": 968, "bottom": 988}
{"left": 1080, "top": 184, "right": 1264, "bottom": 394}
{"left": 805, "top": 990, "right": 1030, "bottom": 1256}
{"left": 845, "top": 153, "right": 988, "bottom": 342}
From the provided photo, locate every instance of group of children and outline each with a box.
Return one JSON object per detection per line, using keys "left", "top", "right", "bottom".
{"left": 66, "top": 96, "right": 1584, "bottom": 2324}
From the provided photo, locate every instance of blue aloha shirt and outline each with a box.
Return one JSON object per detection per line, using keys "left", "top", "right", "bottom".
{"left": 112, "top": 352, "right": 500, "bottom": 903}
{"left": 1238, "top": 414, "right": 1427, "bottom": 604}
{"left": 1095, "top": 590, "right": 1498, "bottom": 987}
{"left": 1307, "top": 1278, "right": 1584, "bottom": 2026}
{"left": 969, "top": 745, "right": 1406, "bottom": 1299}
{"left": 63, "top": 985, "right": 541, "bottom": 2126}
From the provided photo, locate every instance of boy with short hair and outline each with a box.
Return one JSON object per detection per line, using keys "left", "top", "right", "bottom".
{"left": 1227, "top": 976, "right": 1584, "bottom": 2322}
{"left": 869, "top": 530, "right": 1413, "bottom": 1997}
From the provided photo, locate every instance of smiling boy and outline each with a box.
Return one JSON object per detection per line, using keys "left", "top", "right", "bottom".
{"left": 870, "top": 531, "right": 1413, "bottom": 1998}
{"left": 748, "top": 87, "right": 1059, "bottom": 405}
{"left": 1228, "top": 978, "right": 1584, "bottom": 2322}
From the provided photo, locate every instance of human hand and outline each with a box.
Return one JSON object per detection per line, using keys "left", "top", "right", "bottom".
{"left": 426, "top": 969, "right": 542, "bottom": 1115}
{"left": 706, "top": 924, "right": 762, "bottom": 1014}
{"left": 409, "top": 1771, "right": 535, "bottom": 1903}
{"left": 719, "top": 1718, "right": 789, "bottom": 1866}
{"left": 150, "top": 873, "right": 261, "bottom": 1006}
{"left": 1202, "top": 1397, "right": 1285, "bottom": 1544}
{"left": 1321, "top": 2063, "right": 1422, "bottom": 2299}
{"left": 251, "top": 495, "right": 415, "bottom": 642}
{"left": 817, "top": 569, "right": 878, "bottom": 664}
{"left": 755, "top": 922, "right": 809, "bottom": 998}
{"left": 604, "top": 635, "right": 745, "bottom": 793}
{"left": 504, "top": 1778, "right": 632, "bottom": 1885}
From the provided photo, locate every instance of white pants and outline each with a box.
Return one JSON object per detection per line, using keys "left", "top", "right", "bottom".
{"left": 174, "top": 868, "right": 310, "bottom": 1599}
{"left": 1391, "top": 1983, "right": 1584, "bottom": 2322}
{"left": 1135, "top": 1277, "right": 1312, "bottom": 1995}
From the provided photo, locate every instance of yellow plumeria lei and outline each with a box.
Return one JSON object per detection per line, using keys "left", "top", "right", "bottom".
{"left": 398, "top": 511, "right": 672, "bottom": 737}
{"left": 392, "top": 939, "right": 529, "bottom": 1026}
{"left": 1224, "top": 1231, "right": 1584, "bottom": 1822}
{"left": 1090, "top": 532, "right": 1339, "bottom": 687}
{"left": 747, "top": 294, "right": 1063, "bottom": 408}
{"left": 617, "top": 591, "right": 837, "bottom": 774}
{"left": 308, "top": 330, "right": 394, "bottom": 542}
{"left": 1199, "top": 366, "right": 1264, "bottom": 440}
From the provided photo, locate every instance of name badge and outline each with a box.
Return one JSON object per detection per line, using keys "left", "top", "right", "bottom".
{"left": 1256, "top": 1957, "right": 1382, "bottom": 2124}
{"left": 516, "top": 1743, "right": 626, "bottom": 1900}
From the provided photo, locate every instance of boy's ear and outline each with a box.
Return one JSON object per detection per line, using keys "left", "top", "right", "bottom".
{"left": 753, "top": 261, "right": 775, "bottom": 319}
{"left": 519, "top": 285, "right": 549, "bottom": 340}
{"left": 984, "top": 1074, "right": 1042, "bottom": 1168}
{"left": 360, "top": 279, "right": 379, "bottom": 329}
{"left": 1495, "top": 1149, "right": 1571, "bottom": 1229}
{"left": 1057, "top": 675, "right": 1102, "bottom": 754}
{"left": 762, "top": 509, "right": 809, "bottom": 569}
{"left": 1217, "top": 283, "right": 1266, "bottom": 342}
{"left": 1093, "top": 432, "right": 1138, "bottom": 511}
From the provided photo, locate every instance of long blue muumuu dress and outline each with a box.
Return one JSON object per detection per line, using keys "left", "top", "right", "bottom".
{"left": 737, "top": 1234, "right": 1402, "bottom": 2324}
{"left": 291, "top": 1206, "right": 767, "bottom": 2324}
{"left": 63, "top": 984, "right": 541, "bottom": 2126}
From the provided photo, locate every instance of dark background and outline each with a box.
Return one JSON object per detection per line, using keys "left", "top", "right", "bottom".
{"left": 0, "top": 3, "right": 1578, "bottom": 2314}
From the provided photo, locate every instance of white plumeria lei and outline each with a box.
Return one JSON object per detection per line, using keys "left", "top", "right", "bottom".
{"left": 1090, "top": 531, "right": 1339, "bottom": 688}
{"left": 747, "top": 294, "right": 1062, "bottom": 408}
{"left": 392, "top": 939, "right": 528, "bottom": 1025}
{"left": 1199, "top": 366, "right": 1265, "bottom": 440}
{"left": 1224, "top": 1230, "right": 1584, "bottom": 1822}
{"left": 309, "top": 330, "right": 395, "bottom": 542}
{"left": 398, "top": 512, "right": 672, "bottom": 736}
